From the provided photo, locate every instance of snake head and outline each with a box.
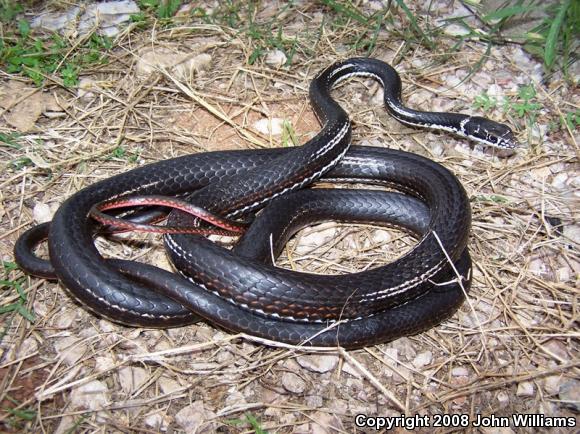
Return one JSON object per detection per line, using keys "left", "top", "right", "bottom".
{"left": 463, "top": 116, "right": 520, "bottom": 150}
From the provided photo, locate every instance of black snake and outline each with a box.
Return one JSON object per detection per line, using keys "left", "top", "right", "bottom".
{"left": 14, "top": 58, "right": 518, "bottom": 348}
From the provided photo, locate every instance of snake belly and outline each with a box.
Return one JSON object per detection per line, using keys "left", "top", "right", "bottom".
{"left": 14, "top": 58, "right": 484, "bottom": 348}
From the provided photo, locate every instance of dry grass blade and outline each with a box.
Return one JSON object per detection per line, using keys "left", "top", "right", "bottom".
{"left": 0, "top": 1, "right": 578, "bottom": 433}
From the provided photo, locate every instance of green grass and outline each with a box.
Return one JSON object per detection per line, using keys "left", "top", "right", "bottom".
{"left": 281, "top": 120, "right": 298, "bottom": 147}
{"left": 0, "top": 261, "right": 35, "bottom": 323}
{"left": 474, "top": 83, "right": 545, "bottom": 140}
{"left": 137, "top": 0, "right": 182, "bottom": 19}
{"left": 2, "top": 1, "right": 575, "bottom": 78}
{"left": 135, "top": 0, "right": 393, "bottom": 64}
{"left": 200, "top": 1, "right": 302, "bottom": 65}
{"left": 0, "top": 132, "right": 22, "bottom": 149}
{"left": 474, "top": 194, "right": 510, "bottom": 204}
{"left": 0, "top": 0, "right": 22, "bottom": 22}
{"left": 110, "top": 145, "right": 140, "bottom": 163}
{"left": 560, "top": 109, "right": 579, "bottom": 130}
{"left": 481, "top": 0, "right": 577, "bottom": 74}
{"left": 440, "top": 0, "right": 579, "bottom": 77}
{"left": 2, "top": 395, "right": 36, "bottom": 431}
{"left": 392, "top": 0, "right": 434, "bottom": 49}
{"left": 0, "top": 19, "right": 113, "bottom": 87}
{"left": 322, "top": 0, "right": 392, "bottom": 53}
{"left": 226, "top": 413, "right": 269, "bottom": 434}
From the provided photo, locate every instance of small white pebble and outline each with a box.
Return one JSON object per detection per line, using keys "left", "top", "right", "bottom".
{"left": 551, "top": 172, "right": 568, "bottom": 189}
{"left": 497, "top": 391, "right": 509, "bottom": 404}
{"left": 253, "top": 117, "right": 285, "bottom": 135}
{"left": 516, "top": 381, "right": 534, "bottom": 397}
{"left": 33, "top": 202, "right": 52, "bottom": 224}
{"left": 296, "top": 354, "right": 339, "bottom": 373}
{"left": 451, "top": 367, "right": 469, "bottom": 377}
{"left": 412, "top": 351, "right": 432, "bottom": 368}
{"left": 544, "top": 375, "right": 562, "bottom": 395}
{"left": 265, "top": 49, "right": 287, "bottom": 67}
{"left": 281, "top": 372, "right": 306, "bottom": 394}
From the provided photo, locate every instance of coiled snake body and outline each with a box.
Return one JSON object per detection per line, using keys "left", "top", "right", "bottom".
{"left": 14, "top": 58, "right": 517, "bottom": 348}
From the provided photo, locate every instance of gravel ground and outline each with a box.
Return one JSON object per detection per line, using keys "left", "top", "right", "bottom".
{"left": 0, "top": 1, "right": 578, "bottom": 433}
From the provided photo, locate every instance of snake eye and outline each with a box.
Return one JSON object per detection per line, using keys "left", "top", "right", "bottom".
{"left": 464, "top": 116, "right": 518, "bottom": 149}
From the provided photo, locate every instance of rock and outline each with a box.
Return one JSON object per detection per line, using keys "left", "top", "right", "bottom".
{"left": 487, "top": 84, "right": 504, "bottom": 98}
{"left": 412, "top": 351, "right": 432, "bottom": 368}
{"left": 265, "top": 49, "right": 287, "bottom": 67}
{"left": 94, "top": 356, "right": 115, "bottom": 373}
{"left": 295, "top": 423, "right": 311, "bottom": 434}
{"left": 556, "top": 267, "right": 571, "bottom": 282}
{"left": 531, "top": 166, "right": 551, "bottom": 179}
{"left": 254, "top": 117, "right": 285, "bottom": 135}
{"left": 98, "top": 319, "right": 119, "bottom": 333}
{"left": 450, "top": 374, "right": 470, "bottom": 406}
{"left": 0, "top": 81, "right": 65, "bottom": 131}
{"left": 175, "top": 401, "right": 217, "bottom": 433}
{"left": 389, "top": 363, "right": 410, "bottom": 385}
{"left": 305, "top": 394, "right": 323, "bottom": 408}
{"left": 294, "top": 224, "right": 337, "bottom": 254}
{"left": 78, "top": 1, "right": 140, "bottom": 36}
{"left": 136, "top": 49, "right": 211, "bottom": 80}
{"left": 389, "top": 337, "right": 416, "bottom": 360}
{"left": 54, "top": 415, "right": 76, "bottom": 434}
{"left": 516, "top": 381, "right": 534, "bottom": 397}
{"left": 31, "top": 1, "right": 139, "bottom": 36}
{"left": 383, "top": 347, "right": 399, "bottom": 363}
{"left": 32, "top": 202, "right": 52, "bottom": 224}
{"left": 342, "top": 361, "right": 362, "bottom": 379}
{"left": 451, "top": 367, "right": 469, "bottom": 377}
{"left": 371, "top": 229, "right": 391, "bottom": 244}
{"left": 70, "top": 380, "right": 109, "bottom": 410}
{"left": 528, "top": 258, "right": 547, "bottom": 277}
{"left": 174, "top": 53, "right": 212, "bottom": 79}
{"left": 32, "top": 300, "right": 48, "bottom": 318}
{"left": 350, "top": 402, "right": 377, "bottom": 416}
{"left": 543, "top": 339, "right": 569, "bottom": 361}
{"left": 144, "top": 412, "right": 169, "bottom": 431}
{"left": 543, "top": 375, "right": 561, "bottom": 395}
{"left": 53, "top": 308, "right": 78, "bottom": 329}
{"left": 225, "top": 390, "right": 246, "bottom": 407}
{"left": 118, "top": 366, "right": 149, "bottom": 394}
{"left": 263, "top": 407, "right": 282, "bottom": 418}
{"left": 261, "top": 386, "right": 283, "bottom": 404}
{"left": 54, "top": 336, "right": 87, "bottom": 366}
{"left": 158, "top": 376, "right": 182, "bottom": 394}
{"left": 551, "top": 172, "right": 568, "bottom": 189}
{"left": 569, "top": 174, "right": 580, "bottom": 190}
{"left": 135, "top": 47, "right": 182, "bottom": 77}
{"left": 563, "top": 224, "right": 580, "bottom": 245}
{"left": 5, "top": 92, "right": 45, "bottom": 132}
{"left": 153, "top": 338, "right": 173, "bottom": 353}
{"left": 497, "top": 391, "right": 509, "bottom": 405}
{"left": 78, "top": 78, "right": 98, "bottom": 100}
{"left": 31, "top": 7, "right": 81, "bottom": 33}
{"left": 559, "top": 379, "right": 580, "bottom": 411}
{"left": 296, "top": 354, "right": 339, "bottom": 373}
{"left": 9, "top": 337, "right": 38, "bottom": 361}
{"left": 310, "top": 411, "right": 344, "bottom": 433}
{"left": 281, "top": 372, "right": 306, "bottom": 394}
